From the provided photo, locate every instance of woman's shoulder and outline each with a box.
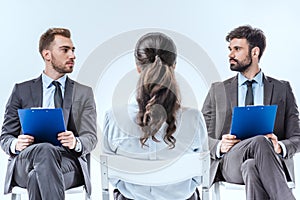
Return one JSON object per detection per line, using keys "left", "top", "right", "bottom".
{"left": 177, "top": 106, "right": 207, "bottom": 133}
{"left": 105, "top": 104, "right": 138, "bottom": 121}
{"left": 104, "top": 104, "right": 140, "bottom": 132}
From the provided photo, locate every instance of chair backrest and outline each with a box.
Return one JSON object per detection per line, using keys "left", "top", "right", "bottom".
{"left": 100, "top": 151, "right": 210, "bottom": 200}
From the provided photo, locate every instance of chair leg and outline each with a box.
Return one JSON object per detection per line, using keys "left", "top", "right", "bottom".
{"left": 85, "top": 192, "right": 90, "bottom": 200}
{"left": 11, "top": 193, "right": 21, "bottom": 200}
{"left": 202, "top": 188, "right": 210, "bottom": 200}
{"left": 102, "top": 189, "right": 109, "bottom": 200}
{"left": 212, "top": 182, "right": 221, "bottom": 200}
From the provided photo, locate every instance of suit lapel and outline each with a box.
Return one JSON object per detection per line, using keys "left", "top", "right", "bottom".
{"left": 31, "top": 76, "right": 43, "bottom": 107}
{"left": 263, "top": 75, "right": 274, "bottom": 105}
{"left": 63, "top": 77, "right": 74, "bottom": 125}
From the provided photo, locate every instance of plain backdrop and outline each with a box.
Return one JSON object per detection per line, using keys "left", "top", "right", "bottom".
{"left": 0, "top": 1, "right": 300, "bottom": 199}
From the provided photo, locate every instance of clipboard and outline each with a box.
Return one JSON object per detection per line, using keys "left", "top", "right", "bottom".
{"left": 230, "top": 105, "right": 277, "bottom": 140}
{"left": 18, "top": 108, "right": 66, "bottom": 146}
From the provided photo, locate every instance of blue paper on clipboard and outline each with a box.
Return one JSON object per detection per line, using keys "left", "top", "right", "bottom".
{"left": 230, "top": 105, "right": 277, "bottom": 140}
{"left": 18, "top": 108, "right": 66, "bottom": 146}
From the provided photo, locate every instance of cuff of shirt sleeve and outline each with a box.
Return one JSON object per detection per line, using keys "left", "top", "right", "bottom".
{"left": 216, "top": 141, "right": 223, "bottom": 158}
{"left": 10, "top": 139, "right": 19, "bottom": 155}
{"left": 74, "top": 137, "right": 82, "bottom": 152}
{"left": 278, "top": 141, "right": 287, "bottom": 158}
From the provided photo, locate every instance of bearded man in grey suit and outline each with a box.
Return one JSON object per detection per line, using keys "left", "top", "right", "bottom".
{"left": 0, "top": 28, "right": 97, "bottom": 200}
{"left": 202, "top": 25, "right": 300, "bottom": 200}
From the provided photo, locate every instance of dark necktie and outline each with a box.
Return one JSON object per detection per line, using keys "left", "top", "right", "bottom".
{"left": 52, "top": 81, "right": 63, "bottom": 108}
{"left": 245, "top": 80, "right": 255, "bottom": 106}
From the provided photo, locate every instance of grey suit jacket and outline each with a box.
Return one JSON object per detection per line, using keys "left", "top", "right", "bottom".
{"left": 202, "top": 74, "right": 300, "bottom": 185}
{"left": 0, "top": 75, "right": 98, "bottom": 195}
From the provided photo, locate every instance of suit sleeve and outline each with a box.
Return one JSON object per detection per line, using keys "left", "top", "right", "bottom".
{"left": 0, "top": 84, "right": 22, "bottom": 156}
{"left": 73, "top": 86, "right": 98, "bottom": 156}
{"left": 202, "top": 83, "right": 222, "bottom": 160}
{"left": 280, "top": 81, "right": 300, "bottom": 158}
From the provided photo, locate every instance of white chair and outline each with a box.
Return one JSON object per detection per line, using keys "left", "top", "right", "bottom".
{"left": 100, "top": 151, "right": 210, "bottom": 200}
{"left": 211, "top": 180, "right": 295, "bottom": 200}
{"left": 11, "top": 185, "right": 90, "bottom": 200}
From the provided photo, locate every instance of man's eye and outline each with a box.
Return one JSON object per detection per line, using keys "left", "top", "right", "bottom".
{"left": 63, "top": 49, "right": 68, "bottom": 53}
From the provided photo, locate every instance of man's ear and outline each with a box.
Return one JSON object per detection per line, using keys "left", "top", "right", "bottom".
{"left": 172, "top": 63, "right": 176, "bottom": 69}
{"left": 42, "top": 49, "right": 51, "bottom": 61}
{"left": 252, "top": 47, "right": 260, "bottom": 57}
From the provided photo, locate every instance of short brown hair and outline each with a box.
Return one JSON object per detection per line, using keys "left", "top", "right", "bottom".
{"left": 39, "top": 28, "right": 71, "bottom": 57}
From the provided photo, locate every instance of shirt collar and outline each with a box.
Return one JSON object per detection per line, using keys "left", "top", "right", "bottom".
{"left": 238, "top": 70, "right": 263, "bottom": 87}
{"left": 42, "top": 72, "right": 67, "bottom": 89}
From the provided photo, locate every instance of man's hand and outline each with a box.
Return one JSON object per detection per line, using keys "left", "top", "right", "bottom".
{"left": 16, "top": 135, "right": 34, "bottom": 151}
{"left": 57, "top": 131, "right": 76, "bottom": 149}
{"left": 265, "top": 133, "right": 282, "bottom": 154}
{"left": 220, "top": 134, "right": 241, "bottom": 153}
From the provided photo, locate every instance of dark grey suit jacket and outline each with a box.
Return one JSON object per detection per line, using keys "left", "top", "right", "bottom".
{"left": 202, "top": 74, "right": 300, "bottom": 185}
{"left": 0, "top": 75, "right": 98, "bottom": 195}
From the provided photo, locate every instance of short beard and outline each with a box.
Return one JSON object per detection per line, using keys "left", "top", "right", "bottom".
{"left": 51, "top": 61, "right": 73, "bottom": 74}
{"left": 230, "top": 52, "right": 252, "bottom": 73}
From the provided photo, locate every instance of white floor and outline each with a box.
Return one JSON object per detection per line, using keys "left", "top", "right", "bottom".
{"left": 0, "top": 150, "right": 299, "bottom": 200}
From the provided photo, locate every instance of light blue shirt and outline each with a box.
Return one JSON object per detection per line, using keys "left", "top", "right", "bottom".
{"left": 102, "top": 104, "right": 208, "bottom": 200}
{"left": 42, "top": 73, "right": 66, "bottom": 108}
{"left": 238, "top": 71, "right": 264, "bottom": 106}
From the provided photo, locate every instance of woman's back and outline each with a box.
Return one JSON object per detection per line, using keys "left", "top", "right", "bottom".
{"left": 102, "top": 104, "right": 208, "bottom": 200}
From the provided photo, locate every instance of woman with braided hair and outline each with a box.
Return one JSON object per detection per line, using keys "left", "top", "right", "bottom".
{"left": 102, "top": 32, "right": 208, "bottom": 200}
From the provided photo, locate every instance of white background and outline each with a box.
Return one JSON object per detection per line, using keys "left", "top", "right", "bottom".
{"left": 1, "top": 0, "right": 300, "bottom": 199}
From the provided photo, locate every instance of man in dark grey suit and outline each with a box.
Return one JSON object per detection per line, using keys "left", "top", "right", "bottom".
{"left": 0, "top": 28, "right": 97, "bottom": 199}
{"left": 202, "top": 25, "right": 300, "bottom": 199}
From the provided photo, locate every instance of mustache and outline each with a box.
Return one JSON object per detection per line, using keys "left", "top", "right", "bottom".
{"left": 66, "top": 59, "right": 74, "bottom": 64}
{"left": 229, "top": 58, "right": 238, "bottom": 62}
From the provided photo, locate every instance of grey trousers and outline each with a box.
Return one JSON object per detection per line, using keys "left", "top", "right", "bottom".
{"left": 221, "top": 135, "right": 295, "bottom": 200}
{"left": 13, "top": 143, "right": 84, "bottom": 200}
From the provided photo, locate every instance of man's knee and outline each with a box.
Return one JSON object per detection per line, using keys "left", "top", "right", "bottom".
{"left": 252, "top": 135, "right": 271, "bottom": 146}
{"left": 252, "top": 135, "right": 270, "bottom": 145}
{"left": 34, "top": 143, "right": 56, "bottom": 152}
{"left": 250, "top": 135, "right": 274, "bottom": 152}
{"left": 31, "top": 143, "right": 61, "bottom": 161}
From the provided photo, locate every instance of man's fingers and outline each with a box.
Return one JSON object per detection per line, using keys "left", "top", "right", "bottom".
{"left": 222, "top": 134, "right": 236, "bottom": 139}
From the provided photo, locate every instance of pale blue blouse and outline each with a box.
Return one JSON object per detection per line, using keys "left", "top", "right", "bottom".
{"left": 102, "top": 104, "right": 208, "bottom": 200}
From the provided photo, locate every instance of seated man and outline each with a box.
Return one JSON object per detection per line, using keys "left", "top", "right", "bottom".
{"left": 202, "top": 25, "right": 300, "bottom": 200}
{"left": 0, "top": 27, "right": 97, "bottom": 200}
